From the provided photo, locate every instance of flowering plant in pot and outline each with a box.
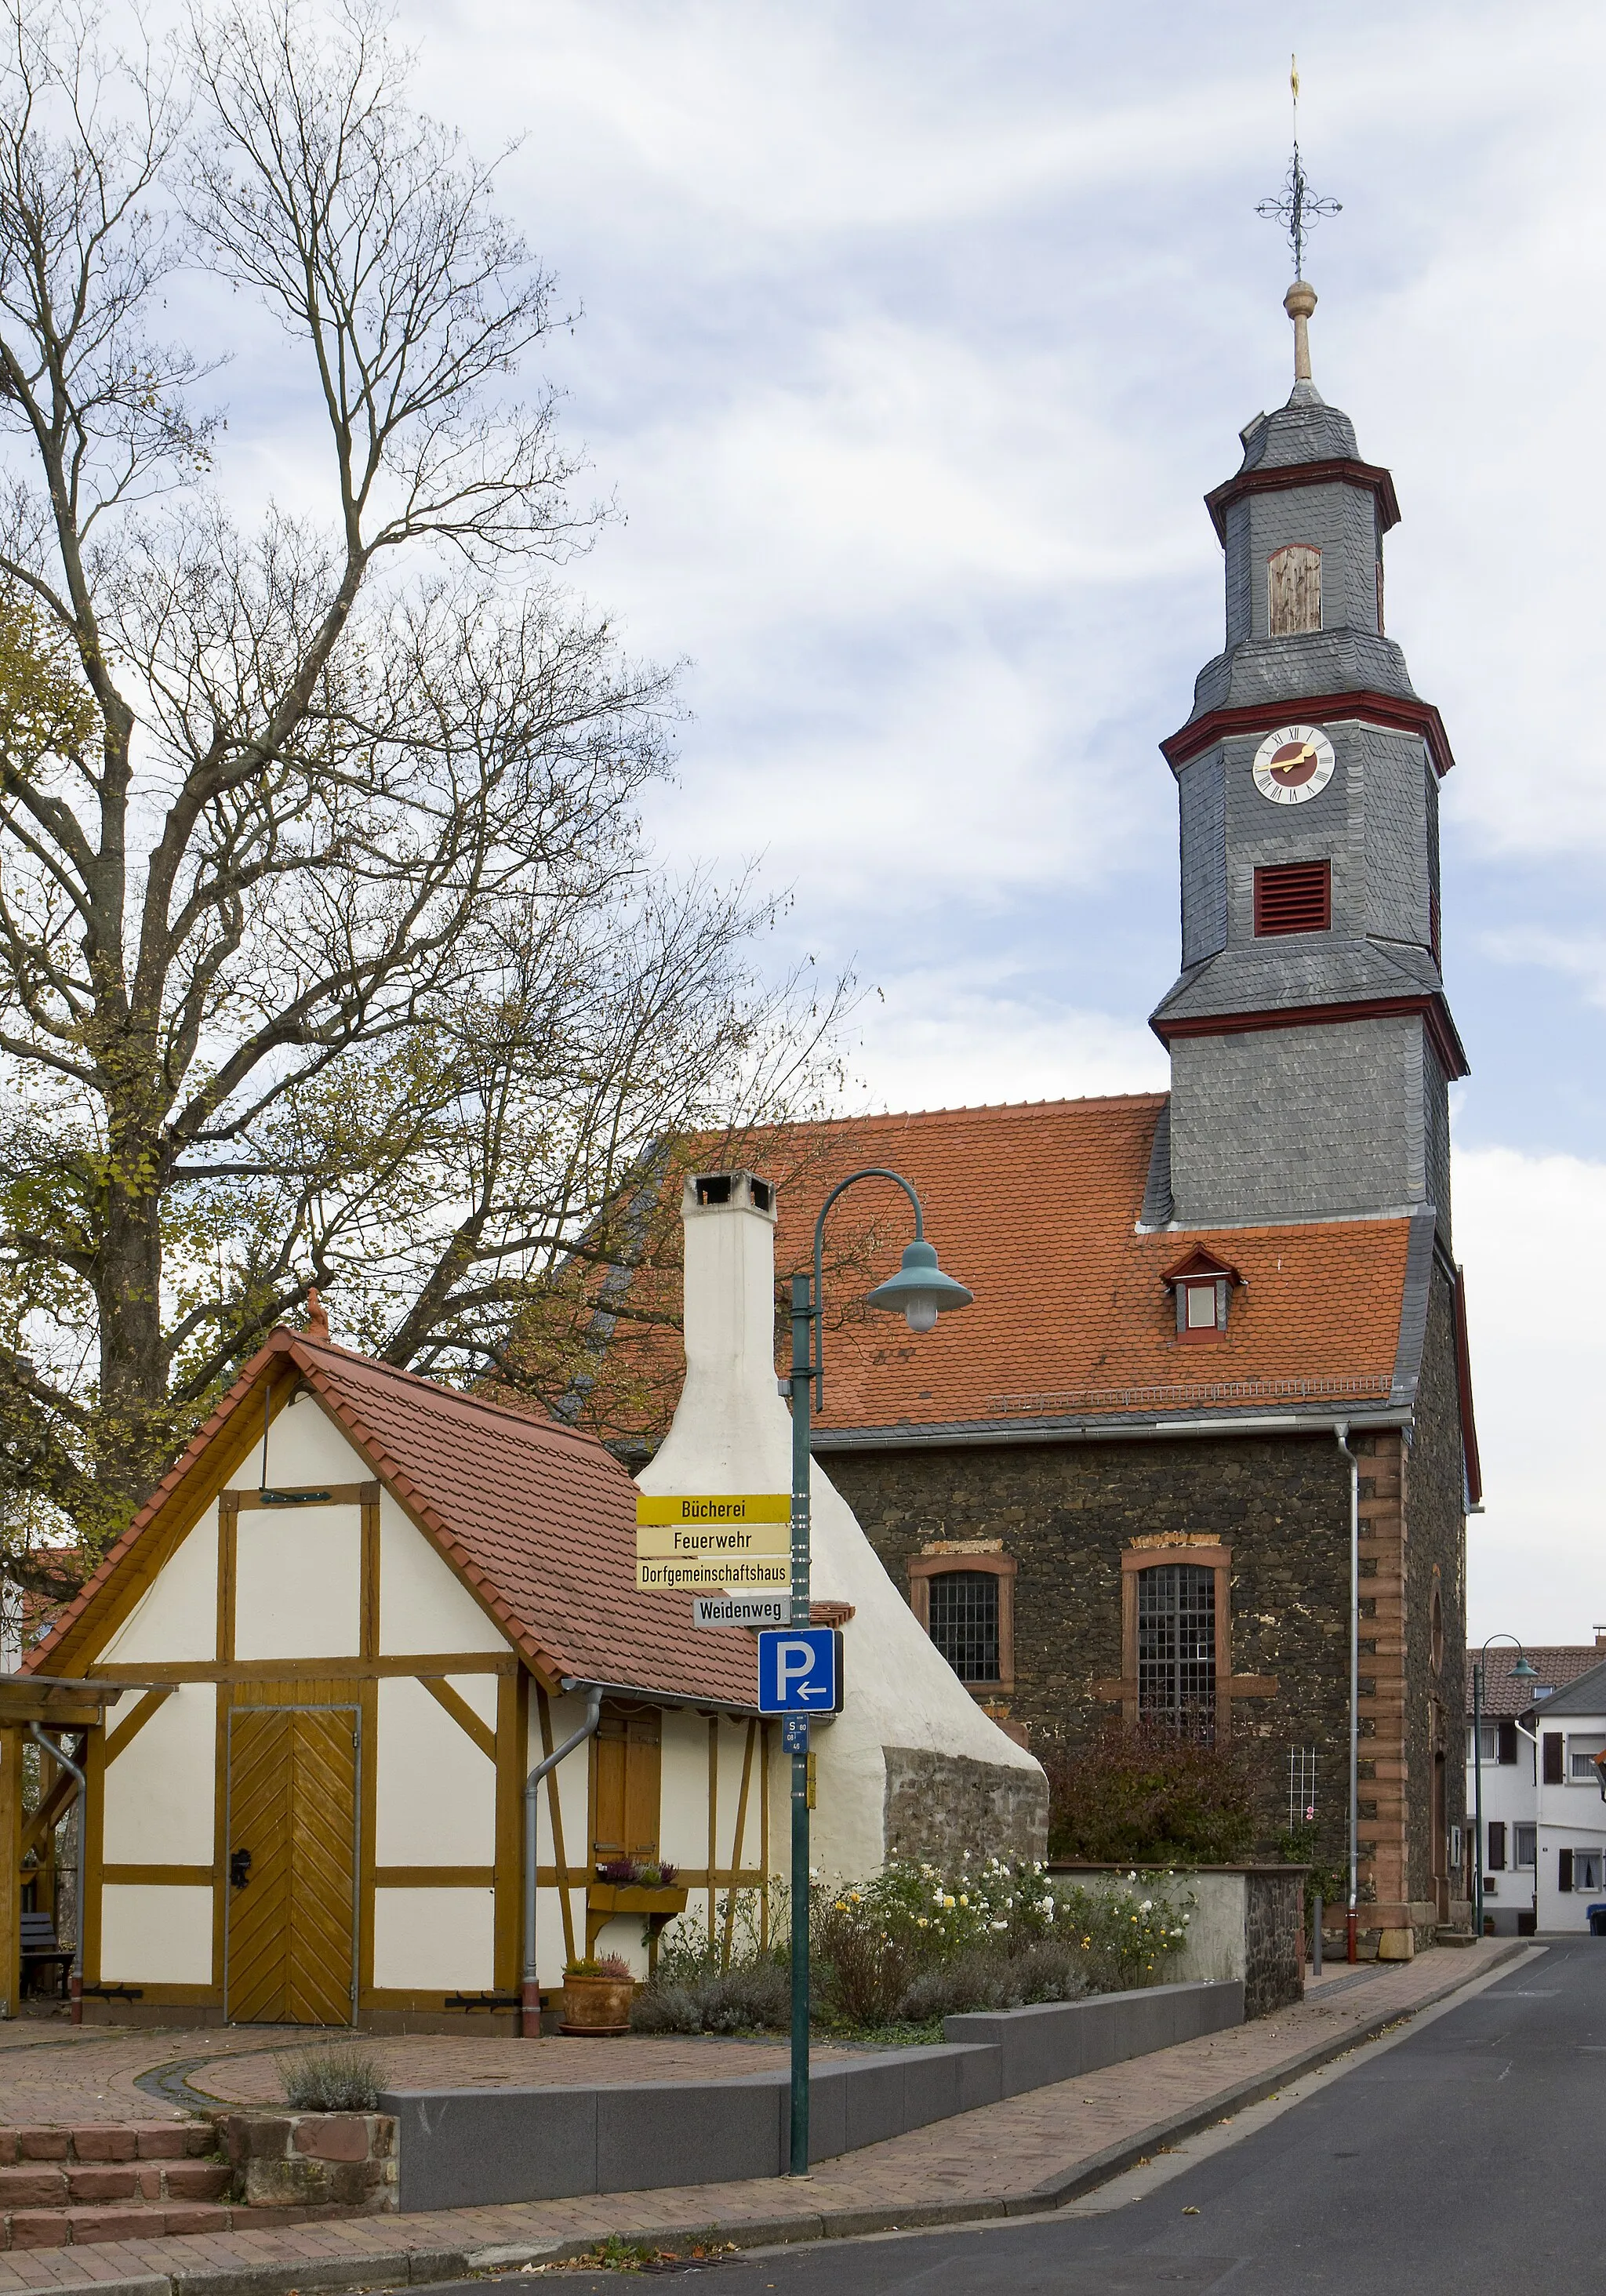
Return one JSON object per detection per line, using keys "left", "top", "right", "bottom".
{"left": 559, "top": 1952, "right": 635, "bottom": 2035}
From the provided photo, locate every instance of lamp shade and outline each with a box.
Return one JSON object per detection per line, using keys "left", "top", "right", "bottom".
{"left": 865, "top": 1239, "right": 974, "bottom": 1334}
{"left": 1510, "top": 1654, "right": 1539, "bottom": 1680}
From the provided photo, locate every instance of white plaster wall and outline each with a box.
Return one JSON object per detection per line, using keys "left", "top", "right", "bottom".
{"left": 372, "top": 1887, "right": 493, "bottom": 1988}
{"left": 533, "top": 1884, "right": 587, "bottom": 1986}
{"left": 100, "top": 1884, "right": 214, "bottom": 1983}
{"left": 100, "top": 1508, "right": 218, "bottom": 1664}
{"left": 659, "top": 1709, "right": 713, "bottom": 1873}
{"left": 379, "top": 1493, "right": 506, "bottom": 1655}
{"left": 376, "top": 1677, "right": 496, "bottom": 1866}
{"left": 638, "top": 1189, "right": 1042, "bottom": 1882}
{"left": 528, "top": 1691, "right": 594, "bottom": 1871}
{"left": 231, "top": 1390, "right": 369, "bottom": 1487}
{"left": 588, "top": 1913, "right": 649, "bottom": 1978}
{"left": 234, "top": 1506, "right": 361, "bottom": 1658}
{"left": 102, "top": 1685, "right": 217, "bottom": 1866}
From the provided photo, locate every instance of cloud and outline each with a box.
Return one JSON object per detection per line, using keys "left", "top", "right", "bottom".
{"left": 1457, "top": 1143, "right": 1606, "bottom": 1643}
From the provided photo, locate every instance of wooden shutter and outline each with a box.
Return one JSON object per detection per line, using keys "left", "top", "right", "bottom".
{"left": 1544, "top": 1733, "right": 1564, "bottom": 1783}
{"left": 1559, "top": 1847, "right": 1574, "bottom": 1892}
{"left": 1488, "top": 1822, "right": 1506, "bottom": 1871}
{"left": 591, "top": 1709, "right": 661, "bottom": 1865}
{"left": 1498, "top": 1720, "right": 1518, "bottom": 1765}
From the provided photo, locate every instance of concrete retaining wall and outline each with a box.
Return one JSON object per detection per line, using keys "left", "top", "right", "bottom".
{"left": 384, "top": 1977, "right": 1244, "bottom": 2213}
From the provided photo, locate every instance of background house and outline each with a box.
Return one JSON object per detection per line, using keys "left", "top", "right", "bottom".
{"left": 1465, "top": 1638, "right": 1604, "bottom": 1935}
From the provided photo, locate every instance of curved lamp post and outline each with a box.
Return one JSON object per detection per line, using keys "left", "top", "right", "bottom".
{"left": 1472, "top": 1635, "right": 1535, "bottom": 1938}
{"left": 786, "top": 1168, "right": 972, "bottom": 2177}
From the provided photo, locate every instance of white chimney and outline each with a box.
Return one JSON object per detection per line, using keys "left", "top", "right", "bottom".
{"left": 638, "top": 1170, "right": 1044, "bottom": 1879}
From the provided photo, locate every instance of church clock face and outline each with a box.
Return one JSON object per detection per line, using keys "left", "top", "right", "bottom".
{"left": 1252, "top": 724, "right": 1335, "bottom": 805}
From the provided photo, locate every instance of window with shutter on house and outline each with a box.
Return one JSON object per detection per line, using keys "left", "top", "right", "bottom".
{"left": 1516, "top": 1823, "right": 1536, "bottom": 1868}
{"left": 1498, "top": 1720, "right": 1519, "bottom": 1764}
{"left": 1487, "top": 1821, "right": 1506, "bottom": 1871}
{"left": 1544, "top": 1734, "right": 1565, "bottom": 1784}
{"left": 1569, "top": 1738, "right": 1606, "bottom": 1781}
{"left": 1559, "top": 1847, "right": 1575, "bottom": 1891}
{"left": 1575, "top": 1848, "right": 1604, "bottom": 1891}
{"left": 1468, "top": 1720, "right": 1499, "bottom": 1762}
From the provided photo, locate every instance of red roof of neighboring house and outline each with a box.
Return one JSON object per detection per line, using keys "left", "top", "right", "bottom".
{"left": 768, "top": 1097, "right": 1418, "bottom": 1434}
{"left": 1468, "top": 1645, "right": 1605, "bottom": 1720}
{"left": 27, "top": 1328, "right": 758, "bottom": 1709}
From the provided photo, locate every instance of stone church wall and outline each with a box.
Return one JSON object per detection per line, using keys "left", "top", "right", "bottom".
{"left": 826, "top": 1431, "right": 1357, "bottom": 1869}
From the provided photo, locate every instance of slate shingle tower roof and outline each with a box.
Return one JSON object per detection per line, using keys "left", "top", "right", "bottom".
{"left": 1147, "top": 288, "right": 1466, "bottom": 1247}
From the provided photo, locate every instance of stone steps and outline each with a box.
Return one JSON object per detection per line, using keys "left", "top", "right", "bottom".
{"left": 0, "top": 2123, "right": 367, "bottom": 2252}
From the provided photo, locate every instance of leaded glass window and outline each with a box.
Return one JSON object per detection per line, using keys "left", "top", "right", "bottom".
{"left": 1136, "top": 1563, "right": 1215, "bottom": 1729}
{"left": 928, "top": 1570, "right": 1001, "bottom": 1684}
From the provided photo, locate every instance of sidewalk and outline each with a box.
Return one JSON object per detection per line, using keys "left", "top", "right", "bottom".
{"left": 0, "top": 1941, "right": 1525, "bottom": 2294}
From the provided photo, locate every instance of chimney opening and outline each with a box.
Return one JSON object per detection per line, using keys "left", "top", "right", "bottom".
{"left": 696, "top": 1175, "right": 733, "bottom": 1206}
{"left": 750, "top": 1179, "right": 773, "bottom": 1212}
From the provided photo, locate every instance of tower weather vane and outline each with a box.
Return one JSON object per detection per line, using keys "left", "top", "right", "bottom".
{"left": 1255, "top": 55, "right": 1340, "bottom": 280}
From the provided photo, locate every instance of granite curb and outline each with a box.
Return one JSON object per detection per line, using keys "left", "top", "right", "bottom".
{"left": 2, "top": 1943, "right": 1528, "bottom": 2296}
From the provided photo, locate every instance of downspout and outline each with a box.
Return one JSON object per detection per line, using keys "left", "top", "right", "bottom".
{"left": 521, "top": 1681, "right": 604, "bottom": 2037}
{"left": 1335, "top": 1424, "right": 1360, "bottom": 1964}
{"left": 30, "top": 1727, "right": 85, "bottom": 2024}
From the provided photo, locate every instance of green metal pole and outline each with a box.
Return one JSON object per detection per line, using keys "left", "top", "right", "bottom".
{"left": 787, "top": 1271, "right": 812, "bottom": 2177}
{"left": 1472, "top": 1658, "right": 1484, "bottom": 1938}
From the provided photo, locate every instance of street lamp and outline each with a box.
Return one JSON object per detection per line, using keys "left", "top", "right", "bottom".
{"left": 1472, "top": 1635, "right": 1536, "bottom": 1939}
{"left": 785, "top": 1168, "right": 972, "bottom": 2178}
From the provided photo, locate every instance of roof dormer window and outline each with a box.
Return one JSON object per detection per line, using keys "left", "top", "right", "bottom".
{"left": 1162, "top": 1248, "right": 1241, "bottom": 1345}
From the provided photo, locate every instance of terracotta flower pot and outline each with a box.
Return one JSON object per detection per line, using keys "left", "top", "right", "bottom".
{"left": 558, "top": 1971, "right": 634, "bottom": 2035}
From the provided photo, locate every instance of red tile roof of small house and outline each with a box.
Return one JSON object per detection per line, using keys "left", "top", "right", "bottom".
{"left": 27, "top": 1328, "right": 758, "bottom": 1709}
{"left": 1467, "top": 1644, "right": 1606, "bottom": 1720}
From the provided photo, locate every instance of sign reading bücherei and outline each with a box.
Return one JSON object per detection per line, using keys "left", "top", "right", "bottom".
{"left": 634, "top": 1492, "right": 790, "bottom": 1592}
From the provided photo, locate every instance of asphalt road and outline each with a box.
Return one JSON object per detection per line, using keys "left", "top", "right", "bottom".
{"left": 465, "top": 1942, "right": 1604, "bottom": 2296}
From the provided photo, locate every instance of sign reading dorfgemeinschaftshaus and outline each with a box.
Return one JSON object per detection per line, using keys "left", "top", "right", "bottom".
{"left": 634, "top": 1493, "right": 790, "bottom": 1591}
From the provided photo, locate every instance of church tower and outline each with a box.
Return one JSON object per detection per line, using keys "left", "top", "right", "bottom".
{"left": 1148, "top": 279, "right": 1466, "bottom": 1246}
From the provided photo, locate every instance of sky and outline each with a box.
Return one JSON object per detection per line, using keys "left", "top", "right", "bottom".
{"left": 230, "top": 0, "right": 1606, "bottom": 1643}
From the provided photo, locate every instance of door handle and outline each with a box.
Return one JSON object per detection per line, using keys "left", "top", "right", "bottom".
{"left": 230, "top": 1847, "right": 253, "bottom": 1890}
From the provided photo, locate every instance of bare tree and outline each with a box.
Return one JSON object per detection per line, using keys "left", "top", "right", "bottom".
{"left": 0, "top": 0, "right": 845, "bottom": 1568}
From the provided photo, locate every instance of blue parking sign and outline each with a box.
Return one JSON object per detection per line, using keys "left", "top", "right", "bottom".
{"left": 758, "top": 1626, "right": 843, "bottom": 1715}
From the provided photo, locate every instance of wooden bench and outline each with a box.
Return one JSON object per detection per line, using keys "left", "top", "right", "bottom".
{"left": 20, "top": 1909, "right": 73, "bottom": 1998}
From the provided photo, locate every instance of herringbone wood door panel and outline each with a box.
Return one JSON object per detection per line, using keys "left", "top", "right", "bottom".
{"left": 227, "top": 1706, "right": 358, "bottom": 2024}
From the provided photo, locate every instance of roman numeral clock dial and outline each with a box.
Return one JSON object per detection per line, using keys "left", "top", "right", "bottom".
{"left": 1252, "top": 723, "right": 1335, "bottom": 805}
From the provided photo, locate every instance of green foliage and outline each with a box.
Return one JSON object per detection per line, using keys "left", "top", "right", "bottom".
{"left": 565, "top": 1953, "right": 632, "bottom": 1978}
{"left": 632, "top": 1856, "right": 1193, "bottom": 2036}
{"left": 1274, "top": 1822, "right": 1347, "bottom": 1915}
{"left": 1044, "top": 1720, "right": 1259, "bottom": 1866}
{"left": 277, "top": 2046, "right": 389, "bottom": 2112}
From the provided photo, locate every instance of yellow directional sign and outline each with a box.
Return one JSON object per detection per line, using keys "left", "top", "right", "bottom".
{"left": 634, "top": 1494, "right": 792, "bottom": 1591}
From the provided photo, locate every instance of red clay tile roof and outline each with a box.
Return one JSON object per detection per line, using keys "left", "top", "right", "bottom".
{"left": 757, "top": 1097, "right": 1411, "bottom": 1434}
{"left": 28, "top": 1328, "right": 758, "bottom": 1709}
{"left": 1468, "top": 1645, "right": 1606, "bottom": 1720}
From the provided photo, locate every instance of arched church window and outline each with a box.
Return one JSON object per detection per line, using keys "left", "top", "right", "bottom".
{"left": 1136, "top": 1563, "right": 1216, "bottom": 1731}
{"left": 1268, "top": 543, "right": 1321, "bottom": 637}
{"left": 908, "top": 1551, "right": 1016, "bottom": 1691}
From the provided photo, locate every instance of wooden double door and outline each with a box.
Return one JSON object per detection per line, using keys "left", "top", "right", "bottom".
{"left": 225, "top": 1703, "right": 360, "bottom": 2024}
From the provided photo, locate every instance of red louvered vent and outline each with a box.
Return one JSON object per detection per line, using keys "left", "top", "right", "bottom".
{"left": 1253, "top": 859, "right": 1331, "bottom": 937}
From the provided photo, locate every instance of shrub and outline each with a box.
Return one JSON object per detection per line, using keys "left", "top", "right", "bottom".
{"left": 278, "top": 2047, "right": 389, "bottom": 2112}
{"left": 630, "top": 1960, "right": 790, "bottom": 2033}
{"left": 1043, "top": 1719, "right": 1257, "bottom": 1866}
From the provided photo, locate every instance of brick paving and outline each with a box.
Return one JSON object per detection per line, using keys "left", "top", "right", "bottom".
{"left": 0, "top": 1940, "right": 1523, "bottom": 2291}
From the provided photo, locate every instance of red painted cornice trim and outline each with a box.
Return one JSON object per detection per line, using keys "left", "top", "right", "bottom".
{"left": 1152, "top": 990, "right": 1470, "bottom": 1081}
{"left": 1204, "top": 456, "right": 1401, "bottom": 545}
{"left": 1161, "top": 689, "right": 1456, "bottom": 779}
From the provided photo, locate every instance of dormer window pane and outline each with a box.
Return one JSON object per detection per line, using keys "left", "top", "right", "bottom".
{"left": 1185, "top": 1284, "right": 1217, "bottom": 1330}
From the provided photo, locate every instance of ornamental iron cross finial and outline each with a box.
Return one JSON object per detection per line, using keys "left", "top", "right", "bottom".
{"left": 1255, "top": 55, "right": 1340, "bottom": 280}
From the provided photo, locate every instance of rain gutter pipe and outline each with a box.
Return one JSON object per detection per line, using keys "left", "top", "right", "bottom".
{"left": 1335, "top": 1424, "right": 1360, "bottom": 1963}
{"left": 521, "top": 1680, "right": 604, "bottom": 2037}
{"left": 29, "top": 1725, "right": 85, "bottom": 2023}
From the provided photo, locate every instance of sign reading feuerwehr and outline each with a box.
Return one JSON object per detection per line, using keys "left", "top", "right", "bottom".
{"left": 634, "top": 1493, "right": 790, "bottom": 1591}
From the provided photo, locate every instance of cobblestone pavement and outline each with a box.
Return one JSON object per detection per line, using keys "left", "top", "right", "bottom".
{"left": 0, "top": 1942, "right": 1522, "bottom": 2291}
{"left": 0, "top": 2025, "right": 859, "bottom": 2122}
